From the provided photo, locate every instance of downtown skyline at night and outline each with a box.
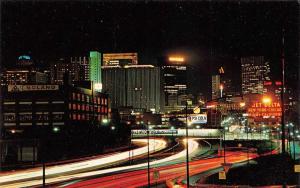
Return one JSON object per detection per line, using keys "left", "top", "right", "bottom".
{"left": 0, "top": 1, "right": 299, "bottom": 187}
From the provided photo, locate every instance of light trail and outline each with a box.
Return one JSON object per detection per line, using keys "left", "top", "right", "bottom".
{"left": 0, "top": 138, "right": 167, "bottom": 187}
{"left": 2, "top": 139, "right": 199, "bottom": 188}
{"left": 63, "top": 151, "right": 257, "bottom": 188}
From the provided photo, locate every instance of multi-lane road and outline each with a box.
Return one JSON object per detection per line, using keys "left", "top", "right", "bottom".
{"left": 0, "top": 139, "right": 167, "bottom": 187}
{"left": 63, "top": 151, "right": 257, "bottom": 188}
{"left": 0, "top": 138, "right": 262, "bottom": 188}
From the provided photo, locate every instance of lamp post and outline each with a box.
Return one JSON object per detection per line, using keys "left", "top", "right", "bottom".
{"left": 185, "top": 101, "right": 190, "bottom": 188}
{"left": 147, "top": 121, "right": 150, "bottom": 187}
{"left": 223, "top": 126, "right": 226, "bottom": 164}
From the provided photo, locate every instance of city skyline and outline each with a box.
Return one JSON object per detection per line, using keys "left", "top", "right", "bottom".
{"left": 1, "top": 1, "right": 299, "bottom": 96}
{"left": 0, "top": 1, "right": 299, "bottom": 187}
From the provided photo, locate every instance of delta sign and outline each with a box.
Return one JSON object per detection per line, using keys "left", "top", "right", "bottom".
{"left": 247, "top": 101, "right": 282, "bottom": 119}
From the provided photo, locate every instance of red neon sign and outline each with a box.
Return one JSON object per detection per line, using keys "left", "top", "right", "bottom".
{"left": 247, "top": 102, "right": 282, "bottom": 118}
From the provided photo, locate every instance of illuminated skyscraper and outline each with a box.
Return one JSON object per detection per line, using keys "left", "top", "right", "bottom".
{"left": 50, "top": 58, "right": 81, "bottom": 84}
{"left": 212, "top": 75, "right": 220, "bottom": 100}
{"left": 158, "top": 56, "right": 187, "bottom": 112}
{"left": 71, "top": 56, "right": 89, "bottom": 81}
{"left": 241, "top": 56, "right": 270, "bottom": 94}
{"left": 211, "top": 67, "right": 234, "bottom": 100}
{"left": 89, "top": 51, "right": 102, "bottom": 91}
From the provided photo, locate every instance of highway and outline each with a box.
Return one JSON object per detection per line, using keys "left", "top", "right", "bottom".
{"left": 0, "top": 139, "right": 167, "bottom": 187}
{"left": 0, "top": 138, "right": 264, "bottom": 188}
{"left": 63, "top": 151, "right": 257, "bottom": 188}
{"left": 1, "top": 138, "right": 199, "bottom": 188}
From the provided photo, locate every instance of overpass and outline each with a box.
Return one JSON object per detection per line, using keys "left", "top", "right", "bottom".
{"left": 131, "top": 129, "right": 269, "bottom": 140}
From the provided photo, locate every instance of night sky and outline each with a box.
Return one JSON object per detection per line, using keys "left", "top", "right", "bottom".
{"left": 1, "top": 1, "right": 299, "bottom": 96}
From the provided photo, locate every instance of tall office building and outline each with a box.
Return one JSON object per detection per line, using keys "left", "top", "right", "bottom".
{"left": 2, "top": 55, "right": 48, "bottom": 85}
{"left": 50, "top": 58, "right": 82, "bottom": 84}
{"left": 103, "top": 53, "right": 138, "bottom": 66}
{"left": 212, "top": 75, "right": 221, "bottom": 100}
{"left": 102, "top": 65, "right": 163, "bottom": 112}
{"left": 158, "top": 56, "right": 187, "bottom": 112}
{"left": 70, "top": 56, "right": 89, "bottom": 81}
{"left": 241, "top": 56, "right": 270, "bottom": 95}
{"left": 211, "top": 67, "right": 234, "bottom": 100}
{"left": 89, "top": 51, "right": 102, "bottom": 91}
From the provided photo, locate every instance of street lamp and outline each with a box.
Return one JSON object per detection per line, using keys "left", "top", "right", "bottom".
{"left": 147, "top": 121, "right": 150, "bottom": 187}
{"left": 185, "top": 100, "right": 191, "bottom": 188}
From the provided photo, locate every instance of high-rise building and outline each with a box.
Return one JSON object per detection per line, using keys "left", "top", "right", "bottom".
{"left": 158, "top": 56, "right": 187, "bottom": 112}
{"left": 212, "top": 75, "right": 221, "bottom": 100}
{"left": 263, "top": 81, "right": 282, "bottom": 100}
{"left": 103, "top": 53, "right": 138, "bottom": 66}
{"left": 1, "top": 55, "right": 48, "bottom": 85}
{"left": 102, "top": 65, "right": 163, "bottom": 112}
{"left": 211, "top": 67, "right": 235, "bottom": 100}
{"left": 50, "top": 58, "right": 82, "bottom": 84}
{"left": 71, "top": 56, "right": 89, "bottom": 81}
{"left": 89, "top": 51, "right": 102, "bottom": 91}
{"left": 241, "top": 56, "right": 270, "bottom": 95}
{"left": 16, "top": 55, "right": 33, "bottom": 67}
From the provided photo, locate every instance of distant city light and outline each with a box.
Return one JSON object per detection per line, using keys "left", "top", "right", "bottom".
{"left": 53, "top": 127, "right": 60, "bottom": 133}
{"left": 168, "top": 56, "right": 184, "bottom": 62}
{"left": 102, "top": 119, "right": 109, "bottom": 124}
{"left": 239, "top": 102, "right": 246, "bottom": 108}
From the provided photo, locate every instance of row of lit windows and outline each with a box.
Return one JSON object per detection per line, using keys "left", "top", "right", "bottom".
{"left": 70, "top": 113, "right": 106, "bottom": 121}
{"left": 68, "top": 103, "right": 108, "bottom": 113}
{"left": 71, "top": 92, "right": 107, "bottom": 105}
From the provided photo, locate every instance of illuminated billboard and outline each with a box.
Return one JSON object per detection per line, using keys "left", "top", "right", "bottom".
{"left": 247, "top": 102, "right": 282, "bottom": 118}
{"left": 8, "top": 85, "right": 59, "bottom": 92}
{"left": 188, "top": 114, "right": 207, "bottom": 124}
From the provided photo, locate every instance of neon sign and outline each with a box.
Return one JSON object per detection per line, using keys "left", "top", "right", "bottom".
{"left": 247, "top": 102, "right": 282, "bottom": 118}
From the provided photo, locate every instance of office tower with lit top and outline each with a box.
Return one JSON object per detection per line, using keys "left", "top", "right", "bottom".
{"left": 103, "top": 53, "right": 138, "bottom": 66}
{"left": 89, "top": 51, "right": 102, "bottom": 91}
{"left": 2, "top": 55, "right": 48, "bottom": 85}
{"left": 241, "top": 56, "right": 270, "bottom": 95}
{"left": 158, "top": 56, "right": 187, "bottom": 112}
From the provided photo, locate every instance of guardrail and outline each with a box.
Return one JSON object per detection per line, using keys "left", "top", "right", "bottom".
{"left": 131, "top": 129, "right": 269, "bottom": 140}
